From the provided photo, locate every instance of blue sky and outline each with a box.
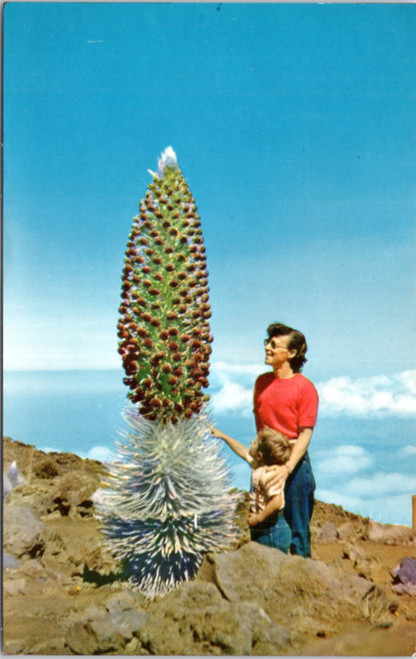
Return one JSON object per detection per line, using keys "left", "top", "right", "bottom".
{"left": 5, "top": 2, "right": 416, "bottom": 374}
{"left": 3, "top": 3, "right": 416, "bottom": 523}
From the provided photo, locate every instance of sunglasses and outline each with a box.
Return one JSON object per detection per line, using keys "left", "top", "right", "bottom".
{"left": 264, "top": 338, "right": 289, "bottom": 351}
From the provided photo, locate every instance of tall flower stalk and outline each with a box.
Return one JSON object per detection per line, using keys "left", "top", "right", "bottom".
{"left": 94, "top": 148, "right": 238, "bottom": 597}
{"left": 117, "top": 147, "right": 212, "bottom": 422}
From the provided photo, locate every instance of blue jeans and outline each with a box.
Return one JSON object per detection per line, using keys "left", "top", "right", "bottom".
{"left": 250, "top": 511, "right": 291, "bottom": 553}
{"left": 283, "top": 451, "right": 316, "bottom": 557}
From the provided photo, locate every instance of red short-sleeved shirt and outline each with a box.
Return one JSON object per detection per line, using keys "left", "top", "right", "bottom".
{"left": 254, "top": 372, "right": 319, "bottom": 439}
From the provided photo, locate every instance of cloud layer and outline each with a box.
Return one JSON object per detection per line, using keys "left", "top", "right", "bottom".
{"left": 210, "top": 363, "right": 416, "bottom": 419}
{"left": 317, "top": 370, "right": 416, "bottom": 417}
{"left": 316, "top": 444, "right": 373, "bottom": 476}
{"left": 210, "top": 361, "right": 263, "bottom": 416}
{"left": 39, "top": 444, "right": 116, "bottom": 463}
{"left": 313, "top": 442, "right": 416, "bottom": 526}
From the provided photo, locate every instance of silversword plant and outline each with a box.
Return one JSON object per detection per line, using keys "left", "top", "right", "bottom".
{"left": 94, "top": 148, "right": 238, "bottom": 597}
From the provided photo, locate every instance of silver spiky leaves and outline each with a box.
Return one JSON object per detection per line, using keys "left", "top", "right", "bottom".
{"left": 93, "top": 405, "right": 239, "bottom": 597}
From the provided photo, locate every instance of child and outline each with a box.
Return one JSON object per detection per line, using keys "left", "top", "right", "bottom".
{"left": 209, "top": 425, "right": 292, "bottom": 553}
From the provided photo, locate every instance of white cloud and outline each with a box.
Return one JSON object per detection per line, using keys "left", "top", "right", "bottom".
{"left": 86, "top": 446, "right": 115, "bottom": 462}
{"left": 315, "top": 444, "right": 373, "bottom": 476}
{"left": 210, "top": 365, "right": 416, "bottom": 420}
{"left": 316, "top": 488, "right": 365, "bottom": 512}
{"left": 211, "top": 380, "right": 253, "bottom": 416}
{"left": 210, "top": 361, "right": 263, "bottom": 416}
{"left": 317, "top": 370, "right": 416, "bottom": 418}
{"left": 37, "top": 444, "right": 115, "bottom": 463}
{"left": 348, "top": 471, "right": 416, "bottom": 497}
{"left": 315, "top": 488, "right": 414, "bottom": 526}
{"left": 314, "top": 444, "right": 416, "bottom": 526}
{"left": 400, "top": 445, "right": 416, "bottom": 457}
{"left": 210, "top": 364, "right": 416, "bottom": 420}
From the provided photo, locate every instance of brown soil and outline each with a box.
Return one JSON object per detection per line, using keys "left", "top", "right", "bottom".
{"left": 305, "top": 502, "right": 416, "bottom": 655}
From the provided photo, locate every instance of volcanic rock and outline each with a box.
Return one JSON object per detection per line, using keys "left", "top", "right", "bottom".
{"left": 392, "top": 557, "right": 416, "bottom": 596}
{"left": 367, "top": 520, "right": 416, "bottom": 545}
{"left": 3, "top": 436, "right": 416, "bottom": 656}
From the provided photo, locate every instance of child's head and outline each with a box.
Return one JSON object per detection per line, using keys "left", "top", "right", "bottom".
{"left": 251, "top": 427, "right": 291, "bottom": 466}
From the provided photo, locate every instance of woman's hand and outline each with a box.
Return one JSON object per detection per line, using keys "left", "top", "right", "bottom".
{"left": 263, "top": 464, "right": 289, "bottom": 492}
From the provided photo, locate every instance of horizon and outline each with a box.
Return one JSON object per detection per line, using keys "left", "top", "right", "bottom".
{"left": 4, "top": 366, "right": 416, "bottom": 526}
{"left": 5, "top": 364, "right": 416, "bottom": 419}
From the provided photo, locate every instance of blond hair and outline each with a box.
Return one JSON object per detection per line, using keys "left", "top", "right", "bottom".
{"left": 256, "top": 427, "right": 291, "bottom": 466}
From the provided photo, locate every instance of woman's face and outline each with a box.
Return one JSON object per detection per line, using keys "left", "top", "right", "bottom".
{"left": 264, "top": 335, "right": 295, "bottom": 370}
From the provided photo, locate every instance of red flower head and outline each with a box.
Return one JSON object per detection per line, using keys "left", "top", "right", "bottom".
{"left": 119, "top": 148, "right": 213, "bottom": 421}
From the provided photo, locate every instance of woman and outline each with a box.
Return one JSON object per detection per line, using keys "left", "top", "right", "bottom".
{"left": 253, "top": 322, "right": 319, "bottom": 557}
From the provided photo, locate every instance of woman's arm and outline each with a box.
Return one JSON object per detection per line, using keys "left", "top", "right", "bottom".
{"left": 264, "top": 427, "right": 314, "bottom": 489}
{"left": 208, "top": 425, "right": 254, "bottom": 465}
{"left": 286, "top": 427, "right": 313, "bottom": 472}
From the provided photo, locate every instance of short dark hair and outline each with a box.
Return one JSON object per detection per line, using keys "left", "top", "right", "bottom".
{"left": 266, "top": 322, "right": 308, "bottom": 373}
{"left": 256, "top": 428, "right": 291, "bottom": 466}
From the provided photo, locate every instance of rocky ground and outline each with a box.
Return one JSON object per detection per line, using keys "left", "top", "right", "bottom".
{"left": 3, "top": 435, "right": 416, "bottom": 656}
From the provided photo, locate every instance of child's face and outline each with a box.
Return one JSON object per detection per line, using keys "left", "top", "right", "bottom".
{"left": 250, "top": 439, "right": 265, "bottom": 465}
